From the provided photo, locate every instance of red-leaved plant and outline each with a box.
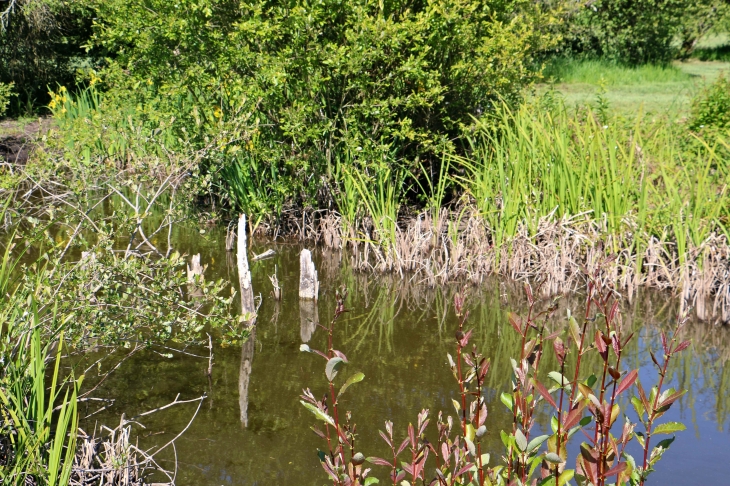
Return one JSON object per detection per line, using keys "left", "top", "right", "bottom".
{"left": 300, "top": 265, "right": 689, "bottom": 486}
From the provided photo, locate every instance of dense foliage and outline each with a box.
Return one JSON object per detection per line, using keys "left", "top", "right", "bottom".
{"left": 0, "top": 0, "right": 94, "bottom": 115}
{"left": 560, "top": 0, "right": 730, "bottom": 65}
{"left": 75, "top": 0, "right": 559, "bottom": 214}
{"left": 690, "top": 74, "right": 730, "bottom": 130}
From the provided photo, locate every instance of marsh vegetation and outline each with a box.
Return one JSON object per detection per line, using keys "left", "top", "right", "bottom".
{"left": 2, "top": 1, "right": 730, "bottom": 485}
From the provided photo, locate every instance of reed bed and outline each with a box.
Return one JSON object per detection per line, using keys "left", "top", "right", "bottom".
{"left": 305, "top": 104, "right": 730, "bottom": 323}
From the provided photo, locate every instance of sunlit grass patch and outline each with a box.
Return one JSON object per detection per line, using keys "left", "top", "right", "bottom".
{"left": 543, "top": 58, "right": 692, "bottom": 86}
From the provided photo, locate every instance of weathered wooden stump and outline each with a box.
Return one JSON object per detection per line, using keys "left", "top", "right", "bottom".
{"left": 299, "top": 249, "right": 319, "bottom": 301}
{"left": 237, "top": 214, "right": 256, "bottom": 321}
{"left": 186, "top": 253, "right": 205, "bottom": 283}
{"left": 236, "top": 214, "right": 257, "bottom": 428}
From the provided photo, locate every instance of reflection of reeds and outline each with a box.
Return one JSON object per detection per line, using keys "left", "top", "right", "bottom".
{"left": 315, "top": 209, "right": 730, "bottom": 323}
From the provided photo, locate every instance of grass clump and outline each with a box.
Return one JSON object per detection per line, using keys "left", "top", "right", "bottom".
{"left": 542, "top": 58, "right": 692, "bottom": 86}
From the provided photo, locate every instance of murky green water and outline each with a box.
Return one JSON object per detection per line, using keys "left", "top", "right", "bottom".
{"left": 76, "top": 225, "right": 730, "bottom": 485}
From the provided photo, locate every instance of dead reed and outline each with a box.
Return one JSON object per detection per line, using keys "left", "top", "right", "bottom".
{"left": 311, "top": 207, "right": 730, "bottom": 324}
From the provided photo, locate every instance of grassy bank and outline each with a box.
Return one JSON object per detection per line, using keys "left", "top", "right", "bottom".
{"left": 539, "top": 57, "right": 730, "bottom": 114}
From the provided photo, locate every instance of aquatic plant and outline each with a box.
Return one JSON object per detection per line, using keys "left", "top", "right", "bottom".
{"left": 0, "top": 303, "right": 80, "bottom": 486}
{"left": 300, "top": 266, "right": 689, "bottom": 485}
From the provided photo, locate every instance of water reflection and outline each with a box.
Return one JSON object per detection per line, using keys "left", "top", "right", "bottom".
{"left": 239, "top": 327, "right": 255, "bottom": 427}
{"left": 77, "top": 233, "right": 730, "bottom": 485}
{"left": 299, "top": 300, "right": 318, "bottom": 343}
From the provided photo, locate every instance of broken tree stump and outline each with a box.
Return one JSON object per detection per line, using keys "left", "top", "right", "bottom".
{"left": 237, "top": 214, "right": 256, "bottom": 322}
{"left": 299, "top": 249, "right": 319, "bottom": 301}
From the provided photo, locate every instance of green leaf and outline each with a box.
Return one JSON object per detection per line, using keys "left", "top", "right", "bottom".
{"left": 364, "top": 478, "right": 380, "bottom": 485}
{"left": 527, "top": 434, "right": 549, "bottom": 454}
{"left": 653, "top": 422, "right": 686, "bottom": 435}
{"left": 500, "top": 430, "right": 512, "bottom": 449}
{"left": 500, "top": 392, "right": 513, "bottom": 412}
{"left": 300, "top": 400, "right": 335, "bottom": 426}
{"left": 586, "top": 374, "right": 598, "bottom": 388}
{"left": 631, "top": 396, "right": 646, "bottom": 419}
{"left": 550, "top": 416, "right": 559, "bottom": 434}
{"left": 338, "top": 372, "right": 365, "bottom": 398}
{"left": 515, "top": 429, "right": 527, "bottom": 452}
{"left": 548, "top": 371, "right": 569, "bottom": 387}
{"left": 465, "top": 423, "right": 476, "bottom": 443}
{"left": 545, "top": 452, "right": 563, "bottom": 464}
{"left": 325, "top": 357, "right": 345, "bottom": 382}
{"left": 655, "top": 436, "right": 676, "bottom": 449}
{"left": 558, "top": 469, "right": 574, "bottom": 486}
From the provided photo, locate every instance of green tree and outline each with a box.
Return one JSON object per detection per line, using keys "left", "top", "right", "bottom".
{"left": 0, "top": 0, "right": 94, "bottom": 114}
{"left": 86, "top": 0, "right": 561, "bottom": 212}
{"left": 561, "top": 0, "right": 730, "bottom": 65}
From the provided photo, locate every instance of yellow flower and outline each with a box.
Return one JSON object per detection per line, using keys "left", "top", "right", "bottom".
{"left": 214, "top": 107, "right": 223, "bottom": 119}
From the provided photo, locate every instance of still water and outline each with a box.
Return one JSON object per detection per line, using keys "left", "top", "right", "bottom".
{"left": 78, "top": 227, "right": 730, "bottom": 485}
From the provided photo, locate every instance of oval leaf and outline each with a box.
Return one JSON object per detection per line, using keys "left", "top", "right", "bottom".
{"left": 527, "top": 434, "right": 549, "bottom": 454}
{"left": 545, "top": 452, "right": 564, "bottom": 464}
{"left": 325, "top": 357, "right": 345, "bottom": 382}
{"left": 338, "top": 372, "right": 365, "bottom": 398}
{"left": 652, "top": 422, "right": 686, "bottom": 436}
{"left": 515, "top": 429, "right": 527, "bottom": 452}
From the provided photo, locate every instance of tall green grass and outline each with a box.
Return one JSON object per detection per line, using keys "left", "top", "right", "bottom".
{"left": 459, "top": 103, "right": 730, "bottom": 257}
{"left": 1, "top": 203, "right": 81, "bottom": 484}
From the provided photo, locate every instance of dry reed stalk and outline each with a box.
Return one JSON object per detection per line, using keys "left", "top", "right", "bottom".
{"left": 70, "top": 419, "right": 173, "bottom": 486}
{"left": 309, "top": 205, "right": 730, "bottom": 323}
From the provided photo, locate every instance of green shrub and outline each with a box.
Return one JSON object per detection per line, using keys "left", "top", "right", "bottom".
{"left": 560, "top": 0, "right": 719, "bottom": 65}
{"left": 70, "top": 0, "right": 560, "bottom": 216}
{"left": 0, "top": 0, "right": 94, "bottom": 115}
{"left": 0, "top": 81, "right": 13, "bottom": 116}
{"left": 690, "top": 75, "right": 730, "bottom": 130}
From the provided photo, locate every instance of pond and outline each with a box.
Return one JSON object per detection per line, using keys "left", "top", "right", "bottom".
{"left": 77, "top": 225, "right": 730, "bottom": 485}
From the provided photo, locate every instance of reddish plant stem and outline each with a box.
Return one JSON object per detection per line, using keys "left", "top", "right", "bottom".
{"left": 555, "top": 358, "right": 566, "bottom": 484}
{"left": 640, "top": 320, "right": 683, "bottom": 486}
{"left": 506, "top": 301, "right": 534, "bottom": 481}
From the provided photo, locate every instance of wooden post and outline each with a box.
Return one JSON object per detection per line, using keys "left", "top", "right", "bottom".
{"left": 237, "top": 214, "right": 257, "bottom": 428}
{"left": 237, "top": 214, "right": 256, "bottom": 321}
{"left": 186, "top": 253, "right": 205, "bottom": 283}
{"left": 299, "top": 249, "right": 319, "bottom": 301}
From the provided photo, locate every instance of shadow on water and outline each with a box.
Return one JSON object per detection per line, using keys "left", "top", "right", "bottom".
{"left": 75, "top": 224, "right": 730, "bottom": 485}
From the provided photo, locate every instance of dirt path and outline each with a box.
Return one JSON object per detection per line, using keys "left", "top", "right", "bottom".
{"left": 0, "top": 117, "right": 51, "bottom": 165}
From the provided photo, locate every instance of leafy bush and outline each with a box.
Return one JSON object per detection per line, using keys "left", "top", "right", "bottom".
{"left": 300, "top": 280, "right": 689, "bottom": 486}
{"left": 0, "top": 81, "right": 13, "bottom": 116}
{"left": 0, "top": 0, "right": 94, "bottom": 114}
{"left": 560, "top": 0, "right": 709, "bottom": 65}
{"left": 689, "top": 75, "right": 730, "bottom": 131}
{"left": 71, "top": 0, "right": 560, "bottom": 216}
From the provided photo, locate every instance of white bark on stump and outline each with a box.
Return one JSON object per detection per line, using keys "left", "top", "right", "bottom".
{"left": 187, "top": 253, "right": 205, "bottom": 283}
{"left": 299, "top": 249, "right": 319, "bottom": 300}
{"left": 237, "top": 214, "right": 256, "bottom": 320}
{"left": 236, "top": 214, "right": 257, "bottom": 428}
